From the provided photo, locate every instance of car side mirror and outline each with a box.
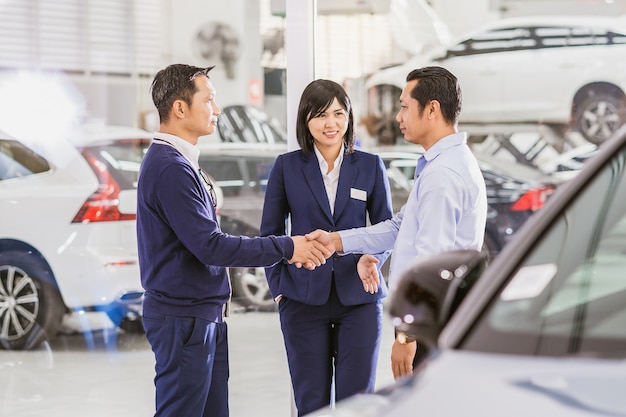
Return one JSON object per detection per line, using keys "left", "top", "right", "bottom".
{"left": 388, "top": 249, "right": 487, "bottom": 350}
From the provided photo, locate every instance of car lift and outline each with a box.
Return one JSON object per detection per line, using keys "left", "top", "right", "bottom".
{"left": 461, "top": 123, "right": 587, "bottom": 168}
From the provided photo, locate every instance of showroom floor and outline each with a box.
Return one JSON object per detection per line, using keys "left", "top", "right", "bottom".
{"left": 0, "top": 305, "right": 396, "bottom": 417}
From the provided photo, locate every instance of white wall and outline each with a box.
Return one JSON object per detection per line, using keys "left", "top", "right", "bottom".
{"left": 168, "top": 0, "right": 262, "bottom": 106}
{"left": 70, "top": 0, "right": 263, "bottom": 129}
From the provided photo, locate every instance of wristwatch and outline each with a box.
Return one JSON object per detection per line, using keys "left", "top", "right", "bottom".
{"left": 396, "top": 331, "right": 416, "bottom": 345}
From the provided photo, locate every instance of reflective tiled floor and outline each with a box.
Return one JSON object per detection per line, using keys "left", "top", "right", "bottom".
{"left": 0, "top": 307, "right": 395, "bottom": 417}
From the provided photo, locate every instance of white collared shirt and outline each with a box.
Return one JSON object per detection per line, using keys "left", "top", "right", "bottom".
{"left": 152, "top": 132, "right": 200, "bottom": 170}
{"left": 313, "top": 144, "right": 344, "bottom": 215}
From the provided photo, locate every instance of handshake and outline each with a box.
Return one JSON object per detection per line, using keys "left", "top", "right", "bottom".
{"left": 289, "top": 230, "right": 381, "bottom": 294}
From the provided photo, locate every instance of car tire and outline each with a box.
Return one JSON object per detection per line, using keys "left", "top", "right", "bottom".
{"left": 230, "top": 267, "right": 277, "bottom": 312}
{"left": 0, "top": 253, "right": 66, "bottom": 350}
{"left": 574, "top": 90, "right": 626, "bottom": 145}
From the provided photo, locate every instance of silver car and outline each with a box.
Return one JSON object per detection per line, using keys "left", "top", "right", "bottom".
{"left": 307, "top": 125, "right": 626, "bottom": 415}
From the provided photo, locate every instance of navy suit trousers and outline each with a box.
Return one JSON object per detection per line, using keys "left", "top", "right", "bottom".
{"left": 278, "top": 280, "right": 383, "bottom": 416}
{"left": 143, "top": 312, "right": 229, "bottom": 417}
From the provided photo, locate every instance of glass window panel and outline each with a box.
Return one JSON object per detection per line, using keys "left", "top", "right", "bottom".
{"left": 464, "top": 148, "right": 626, "bottom": 358}
{"left": 0, "top": 139, "right": 51, "bottom": 180}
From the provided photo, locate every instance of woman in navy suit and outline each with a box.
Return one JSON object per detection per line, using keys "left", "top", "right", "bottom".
{"left": 260, "top": 79, "right": 393, "bottom": 416}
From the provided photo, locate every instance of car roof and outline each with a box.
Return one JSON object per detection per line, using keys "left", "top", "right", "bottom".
{"left": 0, "top": 129, "right": 15, "bottom": 141}
{"left": 370, "top": 144, "right": 555, "bottom": 184}
{"left": 473, "top": 15, "right": 626, "bottom": 32}
{"left": 65, "top": 123, "right": 152, "bottom": 146}
{"left": 197, "top": 142, "right": 554, "bottom": 185}
{"left": 197, "top": 142, "right": 287, "bottom": 157}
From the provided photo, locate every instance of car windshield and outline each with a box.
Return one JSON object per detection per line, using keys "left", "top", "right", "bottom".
{"left": 463, "top": 145, "right": 626, "bottom": 359}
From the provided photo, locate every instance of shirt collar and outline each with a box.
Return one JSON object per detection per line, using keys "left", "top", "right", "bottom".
{"left": 152, "top": 132, "right": 200, "bottom": 170}
{"left": 423, "top": 131, "right": 467, "bottom": 163}
{"left": 313, "top": 144, "right": 345, "bottom": 174}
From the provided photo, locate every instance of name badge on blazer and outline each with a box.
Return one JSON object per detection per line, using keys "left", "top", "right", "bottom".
{"left": 350, "top": 188, "right": 367, "bottom": 201}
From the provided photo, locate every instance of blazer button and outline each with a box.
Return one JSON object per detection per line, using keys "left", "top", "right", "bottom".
{"left": 333, "top": 255, "right": 340, "bottom": 261}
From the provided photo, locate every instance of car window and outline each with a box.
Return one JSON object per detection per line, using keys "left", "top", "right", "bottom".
{"left": 445, "top": 27, "right": 536, "bottom": 57}
{"left": 463, "top": 147, "right": 626, "bottom": 358}
{"left": 245, "top": 158, "right": 273, "bottom": 192}
{"left": 199, "top": 157, "right": 245, "bottom": 196}
{"left": 217, "top": 106, "right": 287, "bottom": 144}
{"left": 219, "top": 106, "right": 265, "bottom": 143}
{"left": 0, "top": 139, "right": 51, "bottom": 181}
{"left": 445, "top": 24, "right": 626, "bottom": 60}
{"left": 199, "top": 153, "right": 277, "bottom": 197}
{"left": 247, "top": 106, "right": 288, "bottom": 144}
{"left": 537, "top": 25, "right": 626, "bottom": 48}
{"left": 81, "top": 139, "right": 150, "bottom": 189}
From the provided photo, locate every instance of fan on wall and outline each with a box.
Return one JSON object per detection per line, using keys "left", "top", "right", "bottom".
{"left": 194, "top": 21, "right": 241, "bottom": 79}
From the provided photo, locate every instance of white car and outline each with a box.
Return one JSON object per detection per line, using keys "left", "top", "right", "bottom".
{"left": 367, "top": 15, "right": 626, "bottom": 145}
{"left": 0, "top": 124, "right": 151, "bottom": 350}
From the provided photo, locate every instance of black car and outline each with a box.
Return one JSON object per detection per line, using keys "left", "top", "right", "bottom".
{"left": 198, "top": 144, "right": 283, "bottom": 311}
{"left": 215, "top": 105, "right": 287, "bottom": 145}
{"left": 199, "top": 143, "right": 558, "bottom": 311}
{"left": 374, "top": 146, "right": 558, "bottom": 260}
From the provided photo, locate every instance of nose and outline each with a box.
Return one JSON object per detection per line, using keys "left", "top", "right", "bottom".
{"left": 212, "top": 101, "right": 221, "bottom": 117}
{"left": 327, "top": 114, "right": 343, "bottom": 125}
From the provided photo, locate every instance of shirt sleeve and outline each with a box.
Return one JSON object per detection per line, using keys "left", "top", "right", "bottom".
{"left": 338, "top": 209, "right": 402, "bottom": 255}
{"left": 157, "top": 162, "right": 293, "bottom": 267}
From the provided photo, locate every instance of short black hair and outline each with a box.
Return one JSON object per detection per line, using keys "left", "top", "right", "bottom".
{"left": 150, "top": 64, "right": 216, "bottom": 123}
{"left": 406, "top": 66, "right": 462, "bottom": 125}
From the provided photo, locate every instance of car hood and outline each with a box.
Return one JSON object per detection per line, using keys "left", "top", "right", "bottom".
{"left": 387, "top": 0, "right": 452, "bottom": 56}
{"left": 310, "top": 350, "right": 626, "bottom": 416}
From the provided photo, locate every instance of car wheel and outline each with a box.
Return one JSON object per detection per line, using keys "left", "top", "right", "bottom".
{"left": 230, "top": 267, "right": 276, "bottom": 312}
{"left": 0, "top": 253, "right": 65, "bottom": 350}
{"left": 574, "top": 90, "right": 626, "bottom": 145}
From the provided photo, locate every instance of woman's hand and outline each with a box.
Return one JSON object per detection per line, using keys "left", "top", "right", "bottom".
{"left": 357, "top": 254, "right": 380, "bottom": 294}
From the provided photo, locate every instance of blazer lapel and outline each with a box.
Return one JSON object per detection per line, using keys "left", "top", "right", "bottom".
{"left": 302, "top": 156, "right": 334, "bottom": 223}
{"left": 333, "top": 153, "right": 358, "bottom": 221}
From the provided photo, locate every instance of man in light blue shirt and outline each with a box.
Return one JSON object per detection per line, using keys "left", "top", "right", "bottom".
{"left": 308, "top": 66, "right": 487, "bottom": 379}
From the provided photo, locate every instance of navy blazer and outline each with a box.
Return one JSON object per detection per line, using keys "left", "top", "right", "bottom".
{"left": 260, "top": 149, "right": 393, "bottom": 306}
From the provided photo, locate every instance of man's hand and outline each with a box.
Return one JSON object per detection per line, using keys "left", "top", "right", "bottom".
{"left": 305, "top": 229, "right": 342, "bottom": 253}
{"left": 391, "top": 339, "right": 417, "bottom": 380}
{"left": 357, "top": 254, "right": 380, "bottom": 294}
{"left": 289, "top": 235, "right": 332, "bottom": 270}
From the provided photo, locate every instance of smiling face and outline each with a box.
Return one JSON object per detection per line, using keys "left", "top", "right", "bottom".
{"left": 306, "top": 97, "right": 348, "bottom": 153}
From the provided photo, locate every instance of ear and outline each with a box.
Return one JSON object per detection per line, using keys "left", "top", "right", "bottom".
{"left": 172, "top": 99, "right": 186, "bottom": 119}
{"left": 427, "top": 100, "right": 440, "bottom": 119}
